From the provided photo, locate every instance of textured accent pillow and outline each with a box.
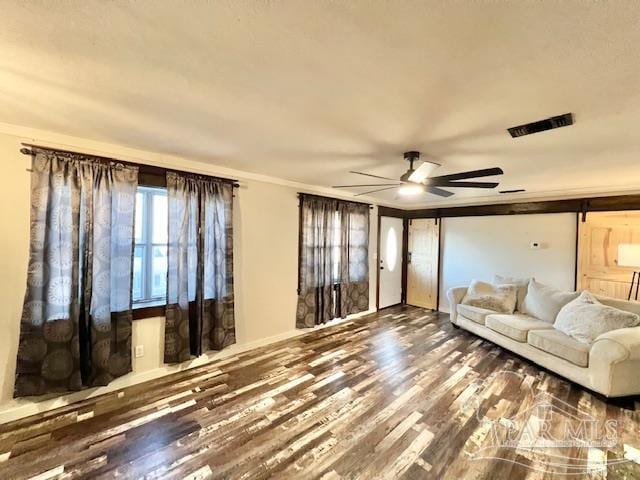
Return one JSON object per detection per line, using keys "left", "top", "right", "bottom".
{"left": 493, "top": 275, "right": 533, "bottom": 312}
{"left": 462, "top": 280, "right": 517, "bottom": 314}
{"left": 554, "top": 291, "right": 640, "bottom": 344}
{"left": 521, "top": 280, "right": 579, "bottom": 323}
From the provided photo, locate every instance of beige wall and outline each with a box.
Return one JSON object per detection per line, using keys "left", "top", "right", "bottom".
{"left": 439, "top": 213, "right": 577, "bottom": 312}
{"left": 0, "top": 128, "right": 378, "bottom": 422}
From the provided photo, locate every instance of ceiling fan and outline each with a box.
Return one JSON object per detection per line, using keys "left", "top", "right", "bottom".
{"left": 332, "top": 151, "right": 504, "bottom": 198}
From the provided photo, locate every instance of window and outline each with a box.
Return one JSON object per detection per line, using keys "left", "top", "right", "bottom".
{"left": 133, "top": 187, "right": 168, "bottom": 307}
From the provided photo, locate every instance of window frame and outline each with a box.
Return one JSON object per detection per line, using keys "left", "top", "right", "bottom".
{"left": 132, "top": 186, "right": 168, "bottom": 319}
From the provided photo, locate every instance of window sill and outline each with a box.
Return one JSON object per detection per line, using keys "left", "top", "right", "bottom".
{"left": 134, "top": 298, "right": 165, "bottom": 308}
{"left": 132, "top": 304, "right": 166, "bottom": 320}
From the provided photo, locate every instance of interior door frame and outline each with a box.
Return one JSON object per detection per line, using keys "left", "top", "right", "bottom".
{"left": 377, "top": 207, "right": 408, "bottom": 310}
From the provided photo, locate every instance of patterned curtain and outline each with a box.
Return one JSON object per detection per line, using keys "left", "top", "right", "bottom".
{"left": 164, "top": 172, "right": 235, "bottom": 363}
{"left": 15, "top": 150, "right": 137, "bottom": 397}
{"left": 296, "top": 196, "right": 339, "bottom": 328}
{"left": 296, "top": 195, "right": 369, "bottom": 328}
{"left": 337, "top": 202, "right": 370, "bottom": 317}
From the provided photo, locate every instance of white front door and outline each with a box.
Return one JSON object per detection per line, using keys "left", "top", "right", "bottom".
{"left": 379, "top": 216, "right": 403, "bottom": 308}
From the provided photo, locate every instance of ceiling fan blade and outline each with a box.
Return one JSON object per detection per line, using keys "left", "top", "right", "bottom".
{"left": 408, "top": 161, "right": 440, "bottom": 183}
{"left": 354, "top": 186, "right": 400, "bottom": 196}
{"left": 332, "top": 183, "right": 401, "bottom": 188}
{"left": 426, "top": 186, "right": 454, "bottom": 197}
{"left": 349, "top": 171, "right": 400, "bottom": 182}
{"left": 430, "top": 167, "right": 504, "bottom": 182}
{"left": 432, "top": 181, "right": 499, "bottom": 189}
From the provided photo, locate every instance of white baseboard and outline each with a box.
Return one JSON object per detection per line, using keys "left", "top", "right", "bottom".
{"left": 0, "top": 308, "right": 375, "bottom": 424}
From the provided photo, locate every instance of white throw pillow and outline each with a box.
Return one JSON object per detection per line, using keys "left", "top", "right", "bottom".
{"left": 521, "top": 280, "right": 579, "bottom": 323}
{"left": 493, "top": 275, "right": 533, "bottom": 312}
{"left": 554, "top": 291, "right": 640, "bottom": 345}
{"left": 462, "top": 280, "right": 517, "bottom": 313}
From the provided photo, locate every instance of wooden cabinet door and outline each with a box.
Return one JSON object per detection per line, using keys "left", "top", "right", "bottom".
{"left": 577, "top": 211, "right": 640, "bottom": 300}
{"left": 406, "top": 219, "right": 439, "bottom": 309}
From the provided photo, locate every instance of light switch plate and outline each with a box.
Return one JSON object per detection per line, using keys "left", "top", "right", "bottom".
{"left": 134, "top": 345, "right": 144, "bottom": 358}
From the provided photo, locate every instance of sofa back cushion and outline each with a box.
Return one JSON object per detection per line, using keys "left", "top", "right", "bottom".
{"left": 554, "top": 291, "right": 640, "bottom": 344}
{"left": 521, "top": 280, "right": 579, "bottom": 323}
{"left": 461, "top": 280, "right": 517, "bottom": 314}
{"left": 493, "top": 275, "right": 532, "bottom": 312}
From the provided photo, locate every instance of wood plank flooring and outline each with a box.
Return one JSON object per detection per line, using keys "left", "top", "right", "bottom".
{"left": 1, "top": 306, "right": 639, "bottom": 479}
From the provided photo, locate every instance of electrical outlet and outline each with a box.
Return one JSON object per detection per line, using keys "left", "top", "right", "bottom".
{"left": 134, "top": 345, "right": 144, "bottom": 358}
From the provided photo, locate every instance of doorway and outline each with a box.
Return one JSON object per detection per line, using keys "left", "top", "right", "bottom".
{"left": 406, "top": 218, "right": 440, "bottom": 309}
{"left": 379, "top": 216, "right": 404, "bottom": 308}
{"left": 577, "top": 211, "right": 640, "bottom": 300}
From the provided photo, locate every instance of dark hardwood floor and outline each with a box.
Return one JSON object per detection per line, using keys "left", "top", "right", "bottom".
{"left": 1, "top": 306, "right": 639, "bottom": 479}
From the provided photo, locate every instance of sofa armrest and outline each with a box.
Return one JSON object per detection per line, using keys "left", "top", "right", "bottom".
{"left": 589, "top": 326, "right": 640, "bottom": 396}
{"left": 446, "top": 286, "right": 468, "bottom": 323}
{"left": 592, "top": 326, "right": 640, "bottom": 361}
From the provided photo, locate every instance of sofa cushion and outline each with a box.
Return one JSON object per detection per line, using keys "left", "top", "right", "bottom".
{"left": 457, "top": 304, "right": 496, "bottom": 325}
{"left": 493, "top": 275, "right": 532, "bottom": 312}
{"left": 554, "top": 291, "right": 640, "bottom": 344}
{"left": 461, "top": 280, "right": 517, "bottom": 314}
{"left": 528, "top": 329, "right": 590, "bottom": 367}
{"left": 485, "top": 314, "right": 553, "bottom": 342}
{"left": 521, "top": 280, "right": 579, "bottom": 323}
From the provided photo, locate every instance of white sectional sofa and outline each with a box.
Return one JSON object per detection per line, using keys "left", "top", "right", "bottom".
{"left": 447, "top": 286, "right": 640, "bottom": 397}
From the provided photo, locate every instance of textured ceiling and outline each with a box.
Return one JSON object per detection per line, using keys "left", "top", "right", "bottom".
{"left": 1, "top": 1, "right": 640, "bottom": 206}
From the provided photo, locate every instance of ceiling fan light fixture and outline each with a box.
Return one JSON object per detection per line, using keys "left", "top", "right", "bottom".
{"left": 398, "top": 184, "right": 424, "bottom": 196}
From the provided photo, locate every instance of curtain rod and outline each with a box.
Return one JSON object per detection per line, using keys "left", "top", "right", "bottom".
{"left": 20, "top": 143, "right": 240, "bottom": 188}
{"left": 297, "top": 192, "right": 374, "bottom": 209}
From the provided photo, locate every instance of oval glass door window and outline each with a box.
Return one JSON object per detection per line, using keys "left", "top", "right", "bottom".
{"left": 386, "top": 227, "right": 398, "bottom": 271}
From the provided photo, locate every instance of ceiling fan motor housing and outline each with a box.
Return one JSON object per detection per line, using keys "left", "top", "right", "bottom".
{"left": 401, "top": 151, "right": 420, "bottom": 181}
{"left": 403, "top": 151, "right": 420, "bottom": 163}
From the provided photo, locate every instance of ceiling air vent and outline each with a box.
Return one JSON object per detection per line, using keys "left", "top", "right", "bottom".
{"left": 507, "top": 113, "right": 573, "bottom": 138}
